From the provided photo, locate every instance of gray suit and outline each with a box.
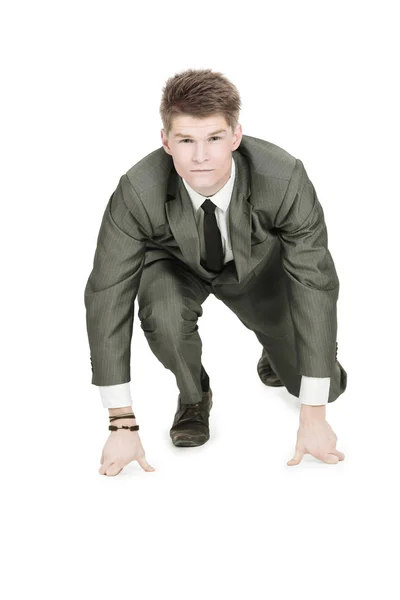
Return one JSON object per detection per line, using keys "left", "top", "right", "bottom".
{"left": 84, "top": 134, "right": 347, "bottom": 403}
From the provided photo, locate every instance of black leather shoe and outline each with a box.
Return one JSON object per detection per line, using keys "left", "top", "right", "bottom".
{"left": 170, "top": 389, "right": 213, "bottom": 447}
{"left": 257, "top": 350, "right": 283, "bottom": 387}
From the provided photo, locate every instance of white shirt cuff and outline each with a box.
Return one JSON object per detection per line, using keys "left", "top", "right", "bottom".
{"left": 99, "top": 382, "right": 133, "bottom": 408}
{"left": 299, "top": 376, "right": 330, "bottom": 405}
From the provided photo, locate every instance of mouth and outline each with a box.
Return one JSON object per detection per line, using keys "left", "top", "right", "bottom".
{"left": 191, "top": 169, "right": 213, "bottom": 172}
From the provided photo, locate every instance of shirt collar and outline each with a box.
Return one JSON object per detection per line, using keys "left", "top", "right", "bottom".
{"left": 181, "top": 155, "right": 236, "bottom": 212}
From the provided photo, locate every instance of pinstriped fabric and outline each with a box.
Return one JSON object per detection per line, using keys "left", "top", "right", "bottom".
{"left": 136, "top": 260, "right": 210, "bottom": 403}
{"left": 275, "top": 158, "right": 339, "bottom": 376}
{"left": 84, "top": 175, "right": 149, "bottom": 385}
{"left": 84, "top": 134, "right": 345, "bottom": 392}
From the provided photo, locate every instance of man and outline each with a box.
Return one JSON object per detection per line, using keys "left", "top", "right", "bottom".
{"left": 84, "top": 69, "right": 347, "bottom": 477}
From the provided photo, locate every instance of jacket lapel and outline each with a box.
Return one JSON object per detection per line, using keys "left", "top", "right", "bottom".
{"left": 227, "top": 151, "right": 252, "bottom": 283}
{"left": 165, "top": 150, "right": 252, "bottom": 283}
{"left": 165, "top": 172, "right": 203, "bottom": 276}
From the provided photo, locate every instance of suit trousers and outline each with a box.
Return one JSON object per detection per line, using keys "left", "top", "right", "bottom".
{"left": 136, "top": 257, "right": 347, "bottom": 404}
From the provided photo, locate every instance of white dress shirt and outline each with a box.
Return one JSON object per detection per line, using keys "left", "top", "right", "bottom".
{"left": 99, "top": 156, "right": 330, "bottom": 408}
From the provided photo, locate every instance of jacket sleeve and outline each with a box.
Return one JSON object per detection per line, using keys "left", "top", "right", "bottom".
{"left": 84, "top": 174, "right": 151, "bottom": 385}
{"left": 274, "top": 158, "right": 339, "bottom": 377}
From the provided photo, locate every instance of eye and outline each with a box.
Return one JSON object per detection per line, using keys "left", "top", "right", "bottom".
{"left": 179, "top": 136, "right": 222, "bottom": 143}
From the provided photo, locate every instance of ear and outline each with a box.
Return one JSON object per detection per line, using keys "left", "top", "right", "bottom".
{"left": 160, "top": 129, "right": 172, "bottom": 155}
{"left": 232, "top": 123, "right": 243, "bottom": 150}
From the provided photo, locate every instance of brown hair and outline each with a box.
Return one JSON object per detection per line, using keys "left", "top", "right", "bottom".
{"left": 160, "top": 68, "right": 242, "bottom": 138}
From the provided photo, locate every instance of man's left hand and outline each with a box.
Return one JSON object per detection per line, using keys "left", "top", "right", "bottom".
{"left": 287, "top": 414, "right": 345, "bottom": 466}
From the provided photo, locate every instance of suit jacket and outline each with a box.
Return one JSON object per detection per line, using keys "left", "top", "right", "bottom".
{"left": 84, "top": 134, "right": 340, "bottom": 387}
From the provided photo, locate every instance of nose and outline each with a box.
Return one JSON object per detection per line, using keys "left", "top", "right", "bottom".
{"left": 192, "top": 143, "right": 209, "bottom": 164}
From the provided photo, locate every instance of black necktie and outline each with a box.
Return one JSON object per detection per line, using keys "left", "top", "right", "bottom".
{"left": 201, "top": 198, "right": 224, "bottom": 272}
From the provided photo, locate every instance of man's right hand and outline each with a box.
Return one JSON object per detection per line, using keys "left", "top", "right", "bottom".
{"left": 99, "top": 428, "right": 155, "bottom": 476}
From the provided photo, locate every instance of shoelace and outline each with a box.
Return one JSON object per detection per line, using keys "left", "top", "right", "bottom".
{"left": 177, "top": 403, "right": 208, "bottom": 427}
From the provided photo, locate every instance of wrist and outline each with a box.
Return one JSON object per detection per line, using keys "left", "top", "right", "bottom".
{"left": 108, "top": 406, "right": 135, "bottom": 417}
{"left": 300, "top": 404, "right": 326, "bottom": 424}
{"left": 108, "top": 406, "right": 137, "bottom": 428}
{"left": 109, "top": 424, "right": 139, "bottom": 434}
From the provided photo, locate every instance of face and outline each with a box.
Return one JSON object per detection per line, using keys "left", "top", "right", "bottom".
{"left": 161, "top": 113, "right": 242, "bottom": 197}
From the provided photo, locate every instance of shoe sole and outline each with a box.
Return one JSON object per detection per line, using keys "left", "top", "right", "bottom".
{"left": 171, "top": 434, "right": 210, "bottom": 447}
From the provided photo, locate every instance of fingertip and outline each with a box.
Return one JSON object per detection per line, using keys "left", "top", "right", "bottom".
{"left": 326, "top": 454, "right": 339, "bottom": 464}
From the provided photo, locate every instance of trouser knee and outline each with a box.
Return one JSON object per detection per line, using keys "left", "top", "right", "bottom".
{"left": 138, "top": 298, "right": 210, "bottom": 395}
{"left": 138, "top": 299, "right": 202, "bottom": 346}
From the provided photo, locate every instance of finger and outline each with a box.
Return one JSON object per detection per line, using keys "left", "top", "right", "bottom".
{"left": 100, "top": 452, "right": 104, "bottom": 465}
{"left": 330, "top": 449, "right": 345, "bottom": 461}
{"left": 99, "top": 461, "right": 111, "bottom": 475}
{"left": 98, "top": 461, "right": 122, "bottom": 476}
{"left": 137, "top": 457, "right": 156, "bottom": 472}
{"left": 321, "top": 453, "right": 340, "bottom": 464}
{"left": 105, "top": 462, "right": 124, "bottom": 476}
{"left": 287, "top": 449, "right": 305, "bottom": 466}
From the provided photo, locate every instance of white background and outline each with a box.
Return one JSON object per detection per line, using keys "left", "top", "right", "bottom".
{"left": 1, "top": 1, "right": 399, "bottom": 598}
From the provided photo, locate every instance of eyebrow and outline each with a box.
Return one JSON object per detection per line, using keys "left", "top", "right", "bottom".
{"left": 174, "top": 129, "right": 227, "bottom": 139}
